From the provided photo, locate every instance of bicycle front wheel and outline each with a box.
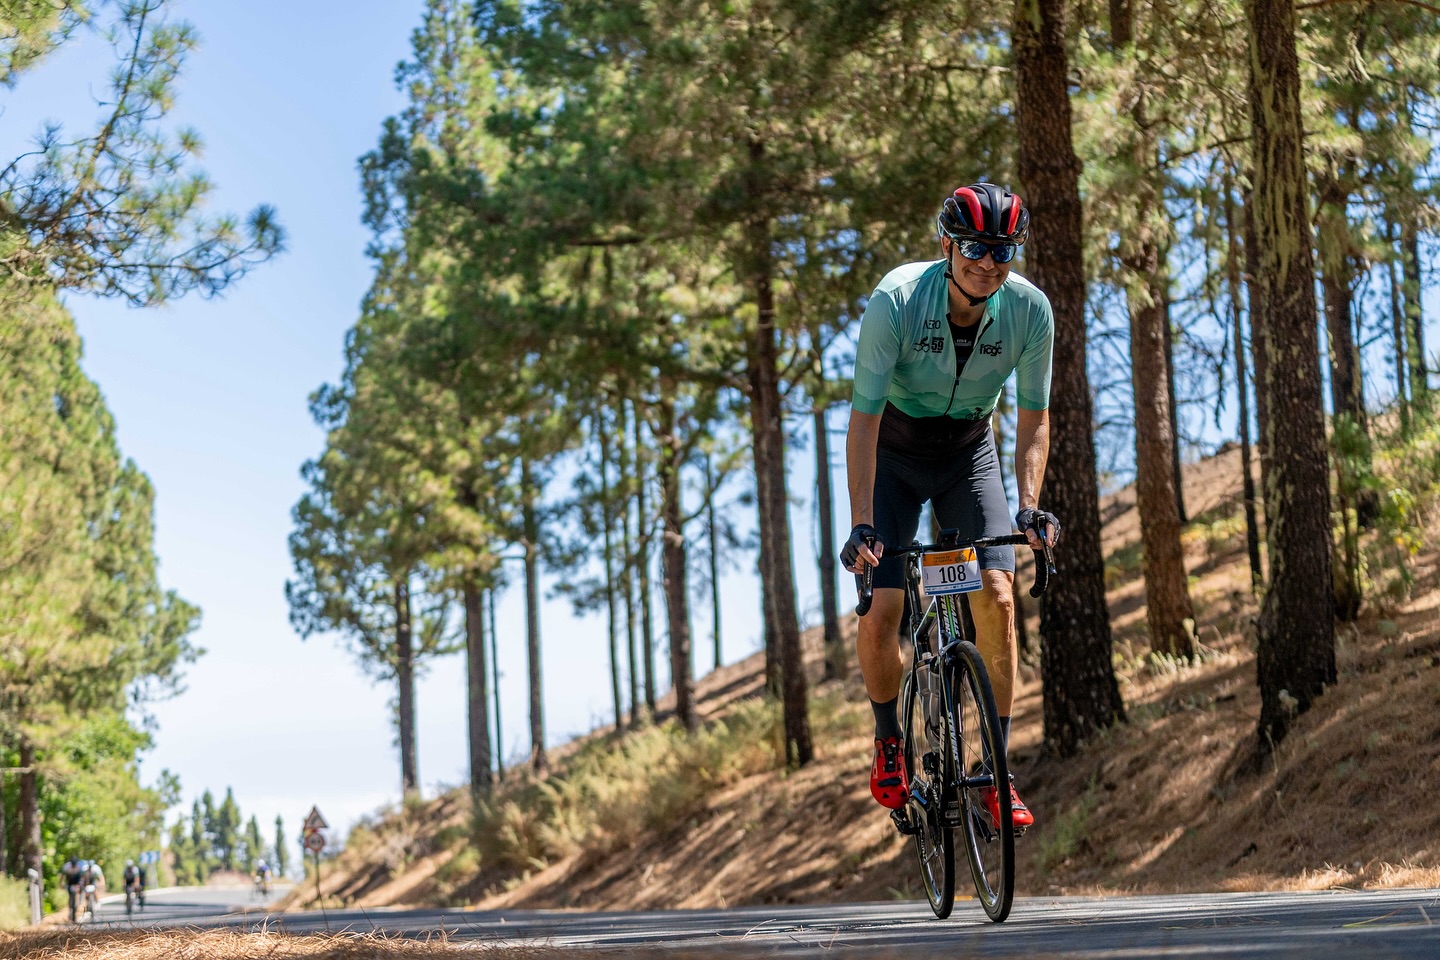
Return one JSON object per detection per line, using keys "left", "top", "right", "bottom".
{"left": 950, "top": 639, "right": 1015, "bottom": 922}
{"left": 902, "top": 671, "right": 954, "bottom": 918}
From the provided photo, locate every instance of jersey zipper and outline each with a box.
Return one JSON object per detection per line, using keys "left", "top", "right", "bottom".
{"left": 940, "top": 314, "right": 996, "bottom": 418}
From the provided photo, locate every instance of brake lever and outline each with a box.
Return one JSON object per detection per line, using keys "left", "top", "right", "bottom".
{"left": 855, "top": 537, "right": 876, "bottom": 616}
{"left": 1028, "top": 531, "right": 1057, "bottom": 598}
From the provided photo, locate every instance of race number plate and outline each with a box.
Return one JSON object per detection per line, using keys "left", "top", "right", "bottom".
{"left": 922, "top": 548, "right": 982, "bottom": 596}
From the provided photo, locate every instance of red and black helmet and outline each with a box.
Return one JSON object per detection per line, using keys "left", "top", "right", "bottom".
{"left": 936, "top": 182, "right": 1030, "bottom": 244}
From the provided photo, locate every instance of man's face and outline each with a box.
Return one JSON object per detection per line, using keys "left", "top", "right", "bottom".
{"left": 943, "top": 236, "right": 1013, "bottom": 299}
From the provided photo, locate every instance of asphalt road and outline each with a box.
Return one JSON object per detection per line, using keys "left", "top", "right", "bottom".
{"left": 84, "top": 886, "right": 1440, "bottom": 958}
{"left": 88, "top": 882, "right": 290, "bottom": 925}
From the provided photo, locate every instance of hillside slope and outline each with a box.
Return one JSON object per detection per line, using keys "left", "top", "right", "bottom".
{"left": 285, "top": 447, "right": 1440, "bottom": 911}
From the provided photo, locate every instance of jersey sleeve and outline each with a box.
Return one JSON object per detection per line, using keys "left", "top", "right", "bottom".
{"left": 1015, "top": 292, "right": 1054, "bottom": 410}
{"left": 852, "top": 288, "right": 903, "bottom": 415}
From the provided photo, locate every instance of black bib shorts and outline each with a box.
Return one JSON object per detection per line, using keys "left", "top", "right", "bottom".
{"left": 870, "top": 408, "right": 1015, "bottom": 590}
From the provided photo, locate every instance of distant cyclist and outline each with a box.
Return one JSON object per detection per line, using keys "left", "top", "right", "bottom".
{"left": 123, "top": 859, "right": 146, "bottom": 911}
{"left": 61, "top": 857, "right": 86, "bottom": 922}
{"left": 843, "top": 182, "right": 1060, "bottom": 830}
{"left": 254, "top": 858, "right": 272, "bottom": 896}
{"left": 81, "top": 860, "right": 104, "bottom": 917}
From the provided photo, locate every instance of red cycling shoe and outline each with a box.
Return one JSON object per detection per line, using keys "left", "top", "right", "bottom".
{"left": 871, "top": 737, "right": 909, "bottom": 809}
{"left": 981, "top": 783, "right": 1035, "bottom": 830}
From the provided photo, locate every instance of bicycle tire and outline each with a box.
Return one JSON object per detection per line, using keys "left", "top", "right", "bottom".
{"left": 902, "top": 670, "right": 955, "bottom": 918}
{"left": 949, "top": 639, "right": 1015, "bottom": 922}
{"left": 126, "top": 889, "right": 134, "bottom": 916}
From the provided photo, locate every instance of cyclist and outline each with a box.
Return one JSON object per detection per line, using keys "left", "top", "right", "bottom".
{"left": 842, "top": 182, "right": 1060, "bottom": 830}
{"left": 81, "top": 859, "right": 104, "bottom": 917}
{"left": 123, "top": 859, "right": 146, "bottom": 909}
{"left": 254, "top": 858, "right": 272, "bottom": 895}
{"left": 61, "top": 857, "right": 85, "bottom": 921}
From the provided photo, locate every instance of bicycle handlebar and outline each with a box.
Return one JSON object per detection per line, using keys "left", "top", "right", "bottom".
{"left": 854, "top": 530, "right": 1056, "bottom": 617}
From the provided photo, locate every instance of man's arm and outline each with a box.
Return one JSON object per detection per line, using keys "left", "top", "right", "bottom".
{"left": 844, "top": 409, "right": 885, "bottom": 570}
{"left": 1014, "top": 407, "right": 1052, "bottom": 547}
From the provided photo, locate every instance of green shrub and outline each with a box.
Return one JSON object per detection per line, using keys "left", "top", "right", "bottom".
{"left": 471, "top": 699, "right": 786, "bottom": 871}
{"left": 0, "top": 876, "right": 31, "bottom": 930}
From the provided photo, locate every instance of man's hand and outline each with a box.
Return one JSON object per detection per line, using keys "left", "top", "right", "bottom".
{"left": 1016, "top": 507, "right": 1061, "bottom": 550}
{"left": 841, "top": 524, "right": 884, "bottom": 572}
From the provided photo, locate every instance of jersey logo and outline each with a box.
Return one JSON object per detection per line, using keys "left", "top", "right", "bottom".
{"left": 914, "top": 336, "right": 946, "bottom": 354}
{"left": 977, "top": 340, "right": 1003, "bottom": 357}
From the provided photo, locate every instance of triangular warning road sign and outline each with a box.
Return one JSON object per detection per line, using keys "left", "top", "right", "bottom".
{"left": 303, "top": 806, "right": 329, "bottom": 833}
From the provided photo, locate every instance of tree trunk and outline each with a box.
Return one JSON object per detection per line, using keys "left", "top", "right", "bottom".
{"left": 489, "top": 587, "right": 504, "bottom": 782}
{"left": 745, "top": 195, "right": 812, "bottom": 768}
{"left": 395, "top": 576, "right": 419, "bottom": 797}
{"left": 521, "top": 457, "right": 547, "bottom": 774}
{"left": 1242, "top": 183, "right": 1271, "bottom": 510}
{"left": 1389, "top": 224, "right": 1411, "bottom": 437}
{"left": 815, "top": 404, "right": 844, "bottom": 680}
{"left": 761, "top": 553, "right": 782, "bottom": 697}
{"left": 1162, "top": 298, "right": 1187, "bottom": 525}
{"left": 1224, "top": 176, "right": 1264, "bottom": 591}
{"left": 598, "top": 412, "right": 623, "bottom": 731}
{"left": 0, "top": 767, "right": 8, "bottom": 878}
{"left": 1402, "top": 222, "right": 1427, "bottom": 404}
{"left": 1246, "top": 0, "right": 1337, "bottom": 753}
{"left": 619, "top": 401, "right": 641, "bottom": 725}
{"left": 1317, "top": 178, "right": 1368, "bottom": 437}
{"left": 1127, "top": 254, "right": 1197, "bottom": 658}
{"left": 1014, "top": 0, "right": 1125, "bottom": 757}
{"left": 464, "top": 576, "right": 492, "bottom": 794}
{"left": 1316, "top": 174, "right": 1365, "bottom": 620}
{"left": 1110, "top": 0, "right": 1196, "bottom": 652}
{"left": 19, "top": 741, "right": 40, "bottom": 877}
{"left": 705, "top": 454, "right": 723, "bottom": 671}
{"left": 633, "top": 401, "right": 658, "bottom": 717}
{"left": 658, "top": 391, "right": 696, "bottom": 732}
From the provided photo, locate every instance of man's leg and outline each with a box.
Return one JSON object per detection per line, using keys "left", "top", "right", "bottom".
{"left": 968, "top": 569, "right": 1017, "bottom": 717}
{"left": 857, "top": 587, "right": 906, "bottom": 706}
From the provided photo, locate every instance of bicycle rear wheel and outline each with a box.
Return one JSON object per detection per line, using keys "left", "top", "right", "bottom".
{"left": 902, "top": 670, "right": 954, "bottom": 918}
{"left": 950, "top": 639, "right": 1014, "bottom": 922}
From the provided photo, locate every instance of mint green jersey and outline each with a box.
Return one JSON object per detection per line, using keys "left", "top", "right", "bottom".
{"left": 851, "top": 259, "right": 1054, "bottom": 421}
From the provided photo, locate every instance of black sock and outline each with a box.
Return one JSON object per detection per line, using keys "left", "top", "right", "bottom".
{"left": 871, "top": 696, "right": 902, "bottom": 741}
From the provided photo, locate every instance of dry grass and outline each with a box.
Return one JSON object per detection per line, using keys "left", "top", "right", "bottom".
{"left": 0, "top": 928, "right": 734, "bottom": 959}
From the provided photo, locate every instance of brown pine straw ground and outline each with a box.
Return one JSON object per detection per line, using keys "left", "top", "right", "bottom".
{"left": 0, "top": 928, "right": 717, "bottom": 959}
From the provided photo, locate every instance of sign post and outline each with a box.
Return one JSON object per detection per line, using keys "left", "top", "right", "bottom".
{"left": 302, "top": 807, "right": 328, "bottom": 906}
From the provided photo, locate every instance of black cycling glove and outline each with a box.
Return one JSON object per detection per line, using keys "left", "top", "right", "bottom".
{"left": 841, "top": 524, "right": 879, "bottom": 570}
{"left": 1016, "top": 507, "right": 1062, "bottom": 545}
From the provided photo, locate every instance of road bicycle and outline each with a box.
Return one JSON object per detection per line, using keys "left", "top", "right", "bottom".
{"left": 253, "top": 873, "right": 271, "bottom": 898}
{"left": 125, "top": 880, "right": 145, "bottom": 916}
{"left": 856, "top": 524, "right": 1054, "bottom": 922}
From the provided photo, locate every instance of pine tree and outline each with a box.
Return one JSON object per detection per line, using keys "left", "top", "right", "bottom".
{"left": 274, "top": 815, "right": 289, "bottom": 878}
{"left": 1014, "top": 0, "right": 1125, "bottom": 755}
{"left": 1246, "top": 0, "right": 1336, "bottom": 752}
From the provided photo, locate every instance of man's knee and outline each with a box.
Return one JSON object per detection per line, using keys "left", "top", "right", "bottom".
{"left": 976, "top": 571, "right": 1015, "bottom": 616}
{"left": 857, "top": 589, "right": 905, "bottom": 646}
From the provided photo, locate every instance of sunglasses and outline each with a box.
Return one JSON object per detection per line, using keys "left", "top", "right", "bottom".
{"left": 951, "top": 238, "right": 1019, "bottom": 264}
